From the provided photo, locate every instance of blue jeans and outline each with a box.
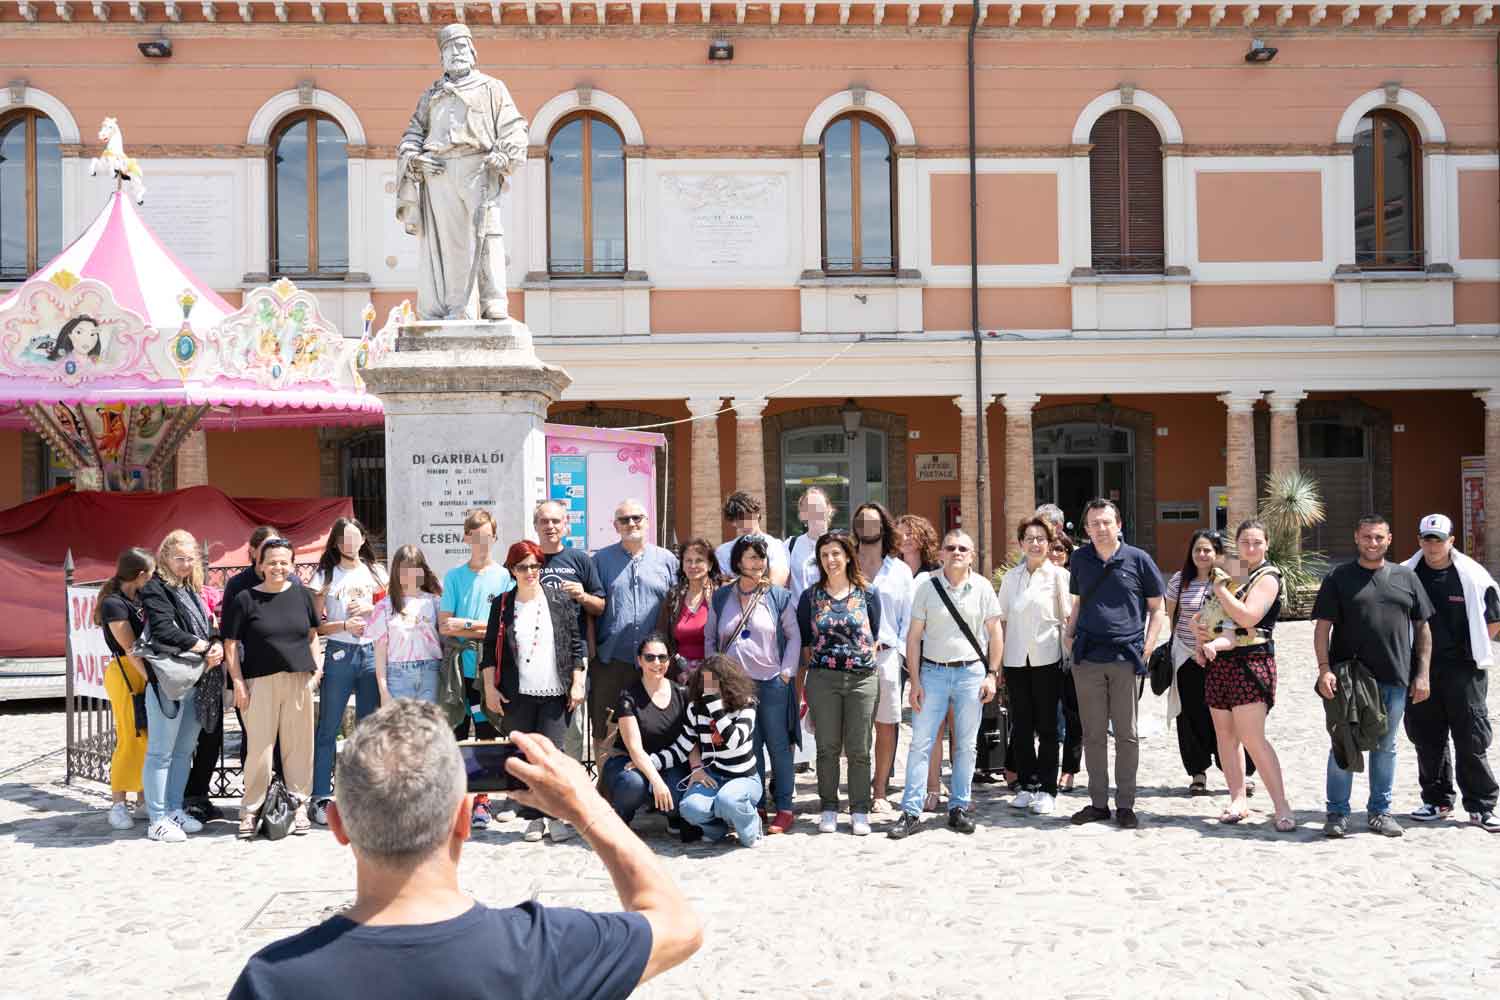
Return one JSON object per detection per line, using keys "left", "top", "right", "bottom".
{"left": 680, "top": 768, "right": 763, "bottom": 844}
{"left": 313, "top": 640, "right": 378, "bottom": 799}
{"left": 143, "top": 684, "right": 202, "bottom": 823}
{"left": 1327, "top": 681, "right": 1409, "bottom": 817}
{"left": 602, "top": 755, "right": 689, "bottom": 825}
{"left": 901, "top": 661, "right": 985, "bottom": 815}
{"left": 753, "top": 675, "right": 797, "bottom": 812}
{"left": 386, "top": 659, "right": 440, "bottom": 703}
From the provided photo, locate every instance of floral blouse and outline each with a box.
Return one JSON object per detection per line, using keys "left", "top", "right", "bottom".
{"left": 796, "top": 585, "right": 881, "bottom": 672}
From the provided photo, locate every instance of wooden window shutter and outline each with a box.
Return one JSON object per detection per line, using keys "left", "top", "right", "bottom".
{"left": 1090, "top": 109, "right": 1164, "bottom": 273}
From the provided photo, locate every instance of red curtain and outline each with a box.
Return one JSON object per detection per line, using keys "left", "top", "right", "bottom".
{"left": 0, "top": 485, "right": 352, "bottom": 658}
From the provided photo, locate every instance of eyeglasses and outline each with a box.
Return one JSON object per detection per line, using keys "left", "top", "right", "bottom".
{"left": 640, "top": 652, "right": 671, "bottom": 663}
{"left": 615, "top": 514, "right": 646, "bottom": 525}
{"left": 943, "top": 544, "right": 971, "bottom": 553}
{"left": 535, "top": 517, "right": 564, "bottom": 526}
{"left": 513, "top": 562, "right": 542, "bottom": 573}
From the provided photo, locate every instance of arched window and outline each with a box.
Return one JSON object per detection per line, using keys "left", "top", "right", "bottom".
{"left": 1353, "top": 110, "right": 1422, "bottom": 269}
{"left": 1089, "top": 109, "right": 1163, "bottom": 274}
{"left": 0, "top": 109, "right": 62, "bottom": 280}
{"left": 547, "top": 111, "right": 626, "bottom": 276}
{"left": 821, "top": 112, "right": 896, "bottom": 274}
{"left": 269, "top": 110, "right": 348, "bottom": 278}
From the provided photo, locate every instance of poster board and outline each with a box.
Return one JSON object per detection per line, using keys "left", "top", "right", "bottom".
{"left": 66, "top": 585, "right": 111, "bottom": 700}
{"left": 1462, "top": 455, "right": 1485, "bottom": 560}
{"left": 545, "top": 424, "right": 667, "bottom": 553}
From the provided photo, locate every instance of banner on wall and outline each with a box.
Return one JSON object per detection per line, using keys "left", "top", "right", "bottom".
{"left": 544, "top": 424, "right": 667, "bottom": 553}
{"left": 66, "top": 585, "right": 111, "bottom": 700}
{"left": 1462, "top": 455, "right": 1485, "bottom": 559}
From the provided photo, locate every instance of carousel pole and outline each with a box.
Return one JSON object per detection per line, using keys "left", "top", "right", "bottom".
{"left": 63, "top": 548, "right": 76, "bottom": 785}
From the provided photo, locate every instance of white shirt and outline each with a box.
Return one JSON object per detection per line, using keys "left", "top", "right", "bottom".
{"left": 715, "top": 532, "right": 791, "bottom": 579}
{"left": 996, "top": 560, "right": 1072, "bottom": 668}
{"left": 513, "top": 595, "right": 562, "bottom": 696}
{"left": 786, "top": 533, "right": 819, "bottom": 606}
{"left": 313, "top": 562, "right": 388, "bottom": 646}
{"left": 866, "top": 555, "right": 914, "bottom": 650}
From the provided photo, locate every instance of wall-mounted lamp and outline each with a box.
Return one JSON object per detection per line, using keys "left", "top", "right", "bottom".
{"left": 840, "top": 398, "right": 863, "bottom": 441}
{"left": 708, "top": 39, "right": 734, "bottom": 61}
{"left": 1244, "top": 39, "right": 1278, "bottom": 63}
{"left": 138, "top": 38, "right": 173, "bottom": 58}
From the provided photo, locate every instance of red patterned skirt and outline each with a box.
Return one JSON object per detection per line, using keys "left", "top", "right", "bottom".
{"left": 1205, "top": 645, "right": 1276, "bottom": 711}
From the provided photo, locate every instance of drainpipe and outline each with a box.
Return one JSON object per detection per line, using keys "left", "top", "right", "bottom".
{"left": 968, "top": 11, "right": 987, "bottom": 569}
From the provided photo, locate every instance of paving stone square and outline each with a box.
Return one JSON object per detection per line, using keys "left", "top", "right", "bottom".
{"left": 2, "top": 621, "right": 1497, "bottom": 999}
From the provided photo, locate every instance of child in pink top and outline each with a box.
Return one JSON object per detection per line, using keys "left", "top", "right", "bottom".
{"left": 370, "top": 545, "right": 445, "bottom": 705}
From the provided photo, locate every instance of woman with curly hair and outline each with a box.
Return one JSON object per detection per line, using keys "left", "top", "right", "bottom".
{"left": 894, "top": 514, "right": 951, "bottom": 809}
{"left": 656, "top": 537, "right": 722, "bottom": 678}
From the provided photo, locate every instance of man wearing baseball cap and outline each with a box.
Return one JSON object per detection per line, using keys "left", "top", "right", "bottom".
{"left": 1400, "top": 513, "right": 1500, "bottom": 833}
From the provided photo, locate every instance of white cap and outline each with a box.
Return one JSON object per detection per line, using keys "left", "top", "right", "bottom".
{"left": 1418, "top": 513, "right": 1453, "bottom": 539}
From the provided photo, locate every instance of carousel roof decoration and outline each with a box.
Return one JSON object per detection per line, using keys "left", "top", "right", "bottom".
{"left": 0, "top": 116, "right": 394, "bottom": 491}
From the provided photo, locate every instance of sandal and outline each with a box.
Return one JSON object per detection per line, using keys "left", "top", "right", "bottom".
{"left": 1219, "top": 808, "right": 1249, "bottom": 825}
{"left": 1274, "top": 814, "right": 1296, "bottom": 833}
{"left": 923, "top": 792, "right": 941, "bottom": 813}
{"left": 1188, "top": 776, "right": 1208, "bottom": 796}
{"left": 1245, "top": 780, "right": 1257, "bottom": 798}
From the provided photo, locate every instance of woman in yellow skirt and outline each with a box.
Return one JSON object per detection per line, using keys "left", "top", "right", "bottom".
{"left": 95, "top": 548, "right": 155, "bottom": 830}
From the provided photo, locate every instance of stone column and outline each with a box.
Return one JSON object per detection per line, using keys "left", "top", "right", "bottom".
{"left": 1219, "top": 393, "right": 1260, "bottom": 535}
{"left": 1265, "top": 390, "right": 1306, "bottom": 482}
{"left": 955, "top": 394, "right": 994, "bottom": 572}
{"left": 363, "top": 319, "right": 570, "bottom": 579}
{"left": 687, "top": 396, "right": 725, "bottom": 544}
{"left": 1479, "top": 390, "right": 1500, "bottom": 573}
{"left": 732, "top": 397, "right": 768, "bottom": 504}
{"left": 1002, "top": 393, "right": 1040, "bottom": 563}
{"left": 174, "top": 429, "right": 209, "bottom": 489}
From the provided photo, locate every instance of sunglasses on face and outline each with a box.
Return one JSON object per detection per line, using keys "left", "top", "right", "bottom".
{"left": 513, "top": 562, "right": 542, "bottom": 573}
{"left": 640, "top": 652, "right": 671, "bottom": 663}
{"left": 616, "top": 514, "right": 646, "bottom": 525}
{"left": 944, "top": 544, "right": 971, "bottom": 553}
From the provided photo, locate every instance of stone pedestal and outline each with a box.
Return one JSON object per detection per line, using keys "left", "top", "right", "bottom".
{"left": 362, "top": 319, "right": 571, "bottom": 577}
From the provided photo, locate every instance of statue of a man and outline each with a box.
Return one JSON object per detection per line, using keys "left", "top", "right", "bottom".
{"left": 397, "top": 25, "right": 528, "bottom": 322}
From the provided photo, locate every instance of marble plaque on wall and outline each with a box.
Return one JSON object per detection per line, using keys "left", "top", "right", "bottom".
{"left": 658, "top": 172, "right": 789, "bottom": 272}
{"left": 136, "top": 170, "right": 237, "bottom": 283}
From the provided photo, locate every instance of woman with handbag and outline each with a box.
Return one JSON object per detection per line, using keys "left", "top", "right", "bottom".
{"left": 1194, "top": 519, "right": 1294, "bottom": 832}
{"left": 655, "top": 538, "right": 721, "bottom": 680}
{"left": 139, "top": 530, "right": 224, "bottom": 843}
{"left": 227, "top": 538, "right": 322, "bottom": 840}
{"left": 478, "top": 540, "right": 587, "bottom": 844}
{"left": 796, "top": 531, "right": 882, "bottom": 836}
{"left": 601, "top": 633, "right": 693, "bottom": 835}
{"left": 96, "top": 547, "right": 155, "bottom": 830}
{"left": 705, "top": 535, "right": 801, "bottom": 835}
{"left": 996, "top": 517, "right": 1072, "bottom": 818}
{"left": 371, "top": 545, "right": 444, "bottom": 706}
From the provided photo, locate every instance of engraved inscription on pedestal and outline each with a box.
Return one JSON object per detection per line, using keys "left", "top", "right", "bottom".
{"left": 658, "top": 173, "right": 789, "bottom": 272}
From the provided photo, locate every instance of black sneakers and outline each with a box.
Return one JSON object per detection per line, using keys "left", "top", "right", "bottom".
{"left": 947, "top": 808, "right": 976, "bottom": 834}
{"left": 1115, "top": 808, "right": 1139, "bottom": 829}
{"left": 1070, "top": 805, "right": 1112, "bottom": 826}
{"left": 887, "top": 812, "right": 922, "bottom": 840}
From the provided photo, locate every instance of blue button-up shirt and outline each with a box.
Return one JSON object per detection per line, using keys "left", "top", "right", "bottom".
{"left": 594, "top": 542, "right": 680, "bottom": 665}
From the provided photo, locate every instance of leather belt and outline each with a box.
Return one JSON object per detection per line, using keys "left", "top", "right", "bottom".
{"left": 922, "top": 657, "right": 979, "bottom": 668}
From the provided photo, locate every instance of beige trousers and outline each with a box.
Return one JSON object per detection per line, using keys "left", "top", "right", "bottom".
{"left": 241, "top": 671, "right": 316, "bottom": 814}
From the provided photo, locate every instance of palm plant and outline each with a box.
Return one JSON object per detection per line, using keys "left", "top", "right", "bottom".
{"left": 1257, "top": 469, "right": 1330, "bottom": 614}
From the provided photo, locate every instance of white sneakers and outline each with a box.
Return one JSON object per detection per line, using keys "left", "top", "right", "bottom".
{"left": 851, "top": 813, "right": 871, "bottom": 837}
{"left": 1029, "top": 792, "right": 1056, "bottom": 816}
{"left": 819, "top": 810, "right": 838, "bottom": 834}
{"left": 168, "top": 809, "right": 204, "bottom": 834}
{"left": 147, "top": 818, "right": 186, "bottom": 843}
{"left": 1010, "top": 790, "right": 1035, "bottom": 810}
{"left": 523, "top": 818, "right": 547, "bottom": 842}
{"left": 107, "top": 803, "right": 134, "bottom": 830}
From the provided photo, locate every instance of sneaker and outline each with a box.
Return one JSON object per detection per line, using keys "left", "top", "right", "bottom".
{"left": 147, "top": 818, "right": 186, "bottom": 843}
{"left": 1010, "top": 790, "right": 1035, "bottom": 810}
{"left": 471, "top": 800, "right": 492, "bottom": 831}
{"left": 168, "top": 809, "right": 203, "bottom": 834}
{"left": 870, "top": 798, "right": 893, "bottom": 814}
{"left": 1029, "top": 792, "right": 1056, "bottom": 816}
{"left": 1473, "top": 812, "right": 1500, "bottom": 833}
{"left": 769, "top": 810, "right": 796, "bottom": 835}
{"left": 886, "top": 812, "right": 922, "bottom": 840}
{"left": 547, "top": 819, "right": 575, "bottom": 843}
{"left": 1116, "top": 808, "right": 1139, "bottom": 830}
{"left": 1070, "top": 805, "right": 1111, "bottom": 826}
{"left": 1323, "top": 812, "right": 1348, "bottom": 839}
{"left": 523, "top": 818, "right": 546, "bottom": 842}
{"left": 309, "top": 798, "right": 331, "bottom": 826}
{"left": 1368, "top": 813, "right": 1404, "bottom": 838}
{"left": 493, "top": 799, "right": 518, "bottom": 823}
{"left": 818, "top": 810, "right": 838, "bottom": 834}
{"left": 851, "top": 813, "right": 871, "bottom": 836}
{"left": 1410, "top": 803, "right": 1453, "bottom": 822}
{"left": 947, "top": 807, "right": 976, "bottom": 834}
{"left": 184, "top": 798, "right": 224, "bottom": 823}
{"left": 107, "top": 803, "right": 134, "bottom": 830}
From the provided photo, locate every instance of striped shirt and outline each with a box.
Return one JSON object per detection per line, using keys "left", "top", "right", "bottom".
{"left": 652, "top": 696, "right": 757, "bottom": 776}
{"left": 1166, "top": 572, "right": 1212, "bottom": 647}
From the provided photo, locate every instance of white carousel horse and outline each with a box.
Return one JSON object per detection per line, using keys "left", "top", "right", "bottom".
{"left": 88, "top": 117, "right": 146, "bottom": 205}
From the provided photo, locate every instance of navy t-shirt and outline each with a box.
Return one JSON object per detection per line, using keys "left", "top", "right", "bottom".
{"left": 542, "top": 547, "right": 605, "bottom": 641}
{"left": 228, "top": 901, "right": 652, "bottom": 1000}
{"left": 1068, "top": 541, "right": 1165, "bottom": 672}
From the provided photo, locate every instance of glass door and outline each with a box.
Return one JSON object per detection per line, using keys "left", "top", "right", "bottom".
{"left": 1033, "top": 423, "right": 1135, "bottom": 538}
{"left": 781, "top": 426, "right": 887, "bottom": 532}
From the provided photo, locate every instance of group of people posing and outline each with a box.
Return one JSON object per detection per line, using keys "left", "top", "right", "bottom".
{"left": 92, "top": 483, "right": 1500, "bottom": 846}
